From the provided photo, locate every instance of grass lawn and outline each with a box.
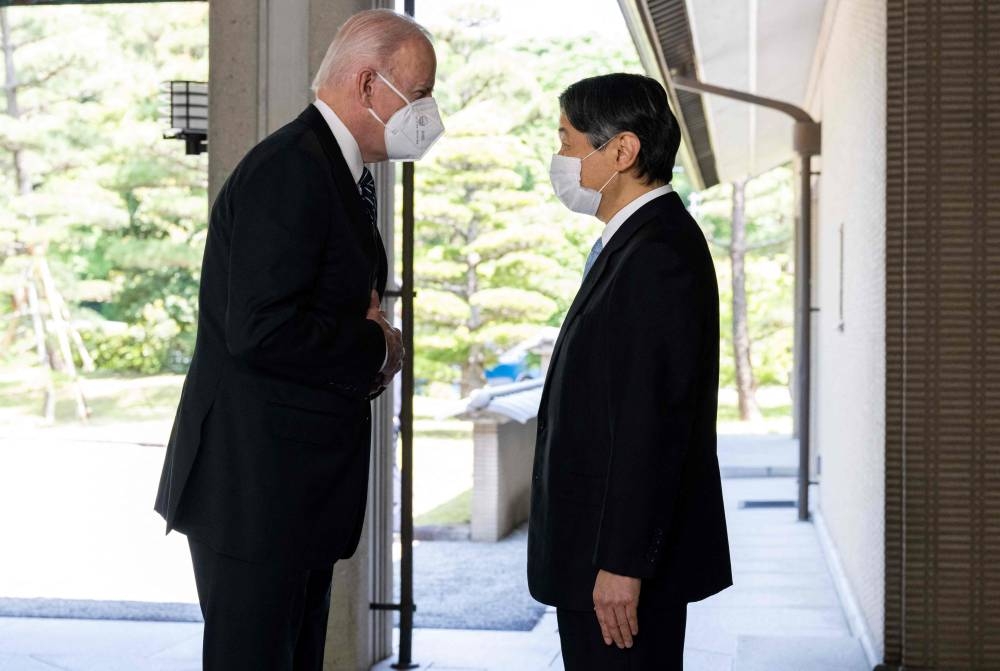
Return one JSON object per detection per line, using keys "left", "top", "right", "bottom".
{"left": 717, "top": 386, "right": 793, "bottom": 434}
{"left": 415, "top": 488, "right": 472, "bottom": 526}
{"left": 0, "top": 362, "right": 184, "bottom": 430}
{"left": 1, "top": 358, "right": 791, "bottom": 432}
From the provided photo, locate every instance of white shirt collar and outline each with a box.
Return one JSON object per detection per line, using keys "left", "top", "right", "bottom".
{"left": 312, "top": 99, "right": 364, "bottom": 185}
{"left": 601, "top": 184, "right": 674, "bottom": 246}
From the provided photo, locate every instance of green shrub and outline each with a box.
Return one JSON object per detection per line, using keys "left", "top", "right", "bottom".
{"left": 81, "top": 299, "right": 193, "bottom": 374}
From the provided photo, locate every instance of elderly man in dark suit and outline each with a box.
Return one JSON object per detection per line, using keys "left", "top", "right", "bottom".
{"left": 153, "top": 10, "right": 442, "bottom": 670}
{"left": 529, "top": 73, "right": 733, "bottom": 670}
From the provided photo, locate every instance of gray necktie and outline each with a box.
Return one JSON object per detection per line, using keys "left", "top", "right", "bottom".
{"left": 583, "top": 236, "right": 604, "bottom": 279}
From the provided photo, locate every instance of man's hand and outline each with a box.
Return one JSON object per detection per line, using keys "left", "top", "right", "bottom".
{"left": 366, "top": 290, "right": 403, "bottom": 385}
{"left": 593, "top": 569, "right": 641, "bottom": 649}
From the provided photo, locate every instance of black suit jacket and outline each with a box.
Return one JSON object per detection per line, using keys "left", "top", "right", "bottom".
{"left": 527, "top": 191, "right": 733, "bottom": 611}
{"left": 153, "top": 104, "right": 388, "bottom": 568}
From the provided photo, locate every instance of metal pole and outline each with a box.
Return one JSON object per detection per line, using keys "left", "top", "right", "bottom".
{"left": 392, "top": 159, "right": 418, "bottom": 669}
{"left": 796, "top": 153, "right": 813, "bottom": 522}
{"left": 672, "top": 75, "right": 814, "bottom": 122}
{"left": 393, "top": 1, "right": 419, "bottom": 665}
{"left": 671, "top": 75, "right": 820, "bottom": 521}
{"left": 370, "top": 4, "right": 419, "bottom": 666}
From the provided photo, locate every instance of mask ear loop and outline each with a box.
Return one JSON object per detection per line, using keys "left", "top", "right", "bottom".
{"left": 583, "top": 135, "right": 615, "bottom": 161}
{"left": 376, "top": 71, "right": 413, "bottom": 105}
{"left": 598, "top": 170, "right": 619, "bottom": 193}
{"left": 584, "top": 134, "right": 620, "bottom": 193}
{"left": 367, "top": 71, "right": 412, "bottom": 127}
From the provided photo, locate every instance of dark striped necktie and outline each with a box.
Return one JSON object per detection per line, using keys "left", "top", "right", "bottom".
{"left": 359, "top": 167, "right": 377, "bottom": 230}
{"left": 359, "top": 167, "right": 379, "bottom": 289}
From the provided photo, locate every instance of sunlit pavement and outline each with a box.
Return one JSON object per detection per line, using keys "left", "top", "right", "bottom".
{"left": 0, "top": 433, "right": 196, "bottom": 606}
{"left": 372, "top": 476, "right": 869, "bottom": 671}
{"left": 0, "top": 435, "right": 868, "bottom": 670}
{"left": 0, "top": 424, "right": 469, "bottom": 607}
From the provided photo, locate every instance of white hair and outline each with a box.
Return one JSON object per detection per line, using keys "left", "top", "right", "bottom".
{"left": 311, "top": 9, "right": 432, "bottom": 94}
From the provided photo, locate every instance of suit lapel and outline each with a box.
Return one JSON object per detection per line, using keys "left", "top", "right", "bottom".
{"left": 542, "top": 193, "right": 680, "bottom": 402}
{"left": 297, "top": 105, "right": 376, "bottom": 261}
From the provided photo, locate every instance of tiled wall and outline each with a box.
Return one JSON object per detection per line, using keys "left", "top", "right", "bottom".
{"left": 884, "top": 1, "right": 1000, "bottom": 667}
{"left": 811, "top": 0, "right": 888, "bottom": 659}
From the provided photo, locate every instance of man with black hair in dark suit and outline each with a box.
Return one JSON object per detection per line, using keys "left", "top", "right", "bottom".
{"left": 529, "top": 73, "right": 733, "bottom": 670}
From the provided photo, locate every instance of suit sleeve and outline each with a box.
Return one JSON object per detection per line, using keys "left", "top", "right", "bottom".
{"left": 224, "top": 147, "right": 386, "bottom": 386}
{"left": 592, "top": 242, "right": 705, "bottom": 579}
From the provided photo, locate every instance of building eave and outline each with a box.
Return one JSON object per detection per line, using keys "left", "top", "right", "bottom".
{"left": 618, "top": 0, "right": 720, "bottom": 190}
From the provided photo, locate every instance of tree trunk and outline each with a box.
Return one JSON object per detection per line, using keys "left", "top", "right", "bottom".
{"left": 1, "top": 9, "right": 31, "bottom": 197}
{"left": 730, "top": 178, "right": 761, "bottom": 421}
{"left": 3, "top": 11, "right": 62, "bottom": 420}
{"left": 460, "top": 220, "right": 483, "bottom": 396}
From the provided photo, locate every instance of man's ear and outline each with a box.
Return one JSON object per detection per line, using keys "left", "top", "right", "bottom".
{"left": 614, "top": 132, "right": 641, "bottom": 174}
{"left": 357, "top": 68, "right": 377, "bottom": 106}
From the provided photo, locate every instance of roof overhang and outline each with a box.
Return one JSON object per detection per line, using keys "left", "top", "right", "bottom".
{"left": 620, "top": 0, "right": 827, "bottom": 185}
{"left": 618, "top": 0, "right": 719, "bottom": 189}
{"left": 441, "top": 379, "right": 544, "bottom": 425}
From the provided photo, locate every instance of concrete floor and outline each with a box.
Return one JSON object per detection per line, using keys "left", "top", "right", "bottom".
{"left": 0, "top": 426, "right": 471, "bottom": 607}
{"left": 0, "top": 433, "right": 868, "bottom": 671}
{"left": 370, "top": 477, "right": 869, "bottom": 671}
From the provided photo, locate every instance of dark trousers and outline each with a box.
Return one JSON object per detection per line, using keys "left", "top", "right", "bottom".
{"left": 556, "top": 603, "right": 687, "bottom": 671}
{"left": 188, "top": 536, "right": 335, "bottom": 671}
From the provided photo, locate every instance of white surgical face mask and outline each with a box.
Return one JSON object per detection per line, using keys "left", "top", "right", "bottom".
{"left": 548, "top": 138, "right": 619, "bottom": 216}
{"left": 368, "top": 72, "right": 445, "bottom": 162}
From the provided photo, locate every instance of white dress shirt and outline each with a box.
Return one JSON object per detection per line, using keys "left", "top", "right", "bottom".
{"left": 601, "top": 184, "right": 674, "bottom": 246}
{"left": 312, "top": 99, "right": 365, "bottom": 187}
{"left": 312, "top": 99, "right": 389, "bottom": 372}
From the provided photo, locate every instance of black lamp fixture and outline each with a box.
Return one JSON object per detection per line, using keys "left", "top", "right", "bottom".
{"left": 160, "top": 80, "right": 208, "bottom": 155}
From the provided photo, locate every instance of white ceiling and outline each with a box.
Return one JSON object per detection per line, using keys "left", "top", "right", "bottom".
{"left": 686, "top": 0, "right": 826, "bottom": 183}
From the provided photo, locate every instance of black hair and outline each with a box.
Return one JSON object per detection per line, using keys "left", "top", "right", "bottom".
{"left": 559, "top": 73, "right": 680, "bottom": 185}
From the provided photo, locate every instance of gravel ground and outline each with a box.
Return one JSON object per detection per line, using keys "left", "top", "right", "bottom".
{"left": 0, "top": 597, "right": 201, "bottom": 622}
{"left": 394, "top": 524, "right": 546, "bottom": 631}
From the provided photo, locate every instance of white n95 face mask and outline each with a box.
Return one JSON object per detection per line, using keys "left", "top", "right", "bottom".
{"left": 368, "top": 72, "right": 445, "bottom": 162}
{"left": 548, "top": 138, "right": 619, "bottom": 216}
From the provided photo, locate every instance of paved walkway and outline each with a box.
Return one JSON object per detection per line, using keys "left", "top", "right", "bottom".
{"left": 372, "top": 477, "right": 869, "bottom": 671}
{"left": 0, "top": 436, "right": 868, "bottom": 670}
{"left": 0, "top": 429, "right": 471, "bottom": 608}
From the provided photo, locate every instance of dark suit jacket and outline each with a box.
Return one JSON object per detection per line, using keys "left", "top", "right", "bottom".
{"left": 153, "top": 104, "right": 388, "bottom": 568}
{"left": 527, "top": 191, "right": 733, "bottom": 611}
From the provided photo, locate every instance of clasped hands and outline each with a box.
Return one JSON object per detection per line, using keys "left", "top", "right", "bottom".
{"left": 366, "top": 290, "right": 404, "bottom": 389}
{"left": 593, "top": 569, "right": 641, "bottom": 649}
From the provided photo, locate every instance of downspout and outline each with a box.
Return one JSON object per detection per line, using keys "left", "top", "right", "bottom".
{"left": 672, "top": 76, "right": 821, "bottom": 522}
